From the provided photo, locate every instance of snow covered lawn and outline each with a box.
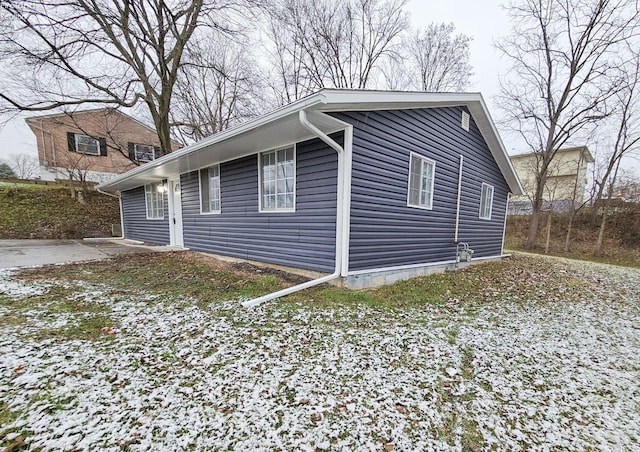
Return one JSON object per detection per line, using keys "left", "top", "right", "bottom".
{"left": 1, "top": 254, "right": 639, "bottom": 450}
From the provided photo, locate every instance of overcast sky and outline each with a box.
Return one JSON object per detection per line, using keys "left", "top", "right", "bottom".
{"left": 0, "top": 0, "right": 514, "bottom": 164}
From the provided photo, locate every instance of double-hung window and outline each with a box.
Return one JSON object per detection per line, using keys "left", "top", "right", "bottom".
{"left": 76, "top": 134, "right": 101, "bottom": 155}
{"left": 68, "top": 132, "right": 106, "bottom": 156}
{"left": 200, "top": 165, "right": 221, "bottom": 214}
{"left": 144, "top": 183, "right": 164, "bottom": 219}
{"left": 407, "top": 152, "right": 435, "bottom": 209}
{"left": 260, "top": 146, "right": 295, "bottom": 211}
{"left": 479, "top": 183, "right": 494, "bottom": 220}
{"left": 134, "top": 144, "right": 156, "bottom": 162}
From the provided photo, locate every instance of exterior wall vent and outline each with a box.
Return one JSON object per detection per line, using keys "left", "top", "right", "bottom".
{"left": 461, "top": 112, "right": 470, "bottom": 131}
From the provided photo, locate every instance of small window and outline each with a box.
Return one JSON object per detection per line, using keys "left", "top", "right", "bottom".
{"left": 260, "top": 146, "right": 295, "bottom": 212}
{"left": 144, "top": 183, "right": 164, "bottom": 219}
{"left": 75, "top": 134, "right": 101, "bottom": 155}
{"left": 200, "top": 165, "right": 221, "bottom": 214}
{"left": 134, "top": 144, "right": 156, "bottom": 162}
{"left": 407, "top": 153, "right": 435, "bottom": 210}
{"left": 479, "top": 183, "right": 494, "bottom": 220}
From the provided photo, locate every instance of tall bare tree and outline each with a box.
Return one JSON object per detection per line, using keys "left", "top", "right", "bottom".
{"left": 263, "top": 0, "right": 408, "bottom": 101}
{"left": 497, "top": 0, "right": 639, "bottom": 248}
{"left": 171, "top": 34, "right": 265, "bottom": 143}
{"left": 407, "top": 23, "right": 473, "bottom": 92}
{"left": 0, "top": 0, "right": 235, "bottom": 155}
{"left": 594, "top": 49, "right": 640, "bottom": 252}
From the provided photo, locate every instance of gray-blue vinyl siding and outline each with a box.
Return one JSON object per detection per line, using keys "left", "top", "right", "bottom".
{"left": 331, "top": 108, "right": 510, "bottom": 272}
{"left": 121, "top": 187, "right": 170, "bottom": 245}
{"left": 180, "top": 136, "right": 339, "bottom": 273}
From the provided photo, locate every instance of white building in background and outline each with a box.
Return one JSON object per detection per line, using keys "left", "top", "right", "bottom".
{"left": 509, "top": 146, "right": 594, "bottom": 215}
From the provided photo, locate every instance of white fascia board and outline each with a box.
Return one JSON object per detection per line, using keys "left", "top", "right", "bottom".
{"left": 466, "top": 96, "right": 524, "bottom": 195}
{"left": 98, "top": 93, "right": 330, "bottom": 192}
{"left": 320, "top": 89, "right": 483, "bottom": 108}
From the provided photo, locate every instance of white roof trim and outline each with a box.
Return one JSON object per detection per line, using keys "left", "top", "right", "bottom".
{"left": 98, "top": 89, "right": 523, "bottom": 195}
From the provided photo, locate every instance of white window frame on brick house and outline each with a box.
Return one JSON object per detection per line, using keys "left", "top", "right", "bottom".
{"left": 75, "top": 134, "right": 101, "bottom": 155}
{"left": 407, "top": 152, "right": 436, "bottom": 210}
{"left": 144, "top": 182, "right": 165, "bottom": 219}
{"left": 258, "top": 145, "right": 296, "bottom": 212}
{"left": 134, "top": 144, "right": 157, "bottom": 162}
{"left": 479, "top": 182, "right": 494, "bottom": 220}
{"left": 199, "top": 164, "right": 221, "bottom": 214}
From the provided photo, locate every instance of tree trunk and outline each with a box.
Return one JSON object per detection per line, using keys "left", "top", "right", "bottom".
{"left": 526, "top": 209, "right": 541, "bottom": 248}
{"left": 564, "top": 213, "right": 574, "bottom": 252}
{"left": 68, "top": 174, "right": 76, "bottom": 199}
{"left": 544, "top": 212, "right": 552, "bottom": 254}
{"left": 595, "top": 206, "right": 608, "bottom": 254}
{"left": 526, "top": 171, "right": 548, "bottom": 249}
{"left": 596, "top": 160, "right": 622, "bottom": 253}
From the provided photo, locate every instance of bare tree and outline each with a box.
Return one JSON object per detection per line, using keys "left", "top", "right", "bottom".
{"left": 262, "top": 8, "right": 315, "bottom": 104}
{"left": 8, "top": 153, "right": 39, "bottom": 179}
{"left": 497, "top": 0, "right": 638, "bottom": 249}
{"left": 171, "top": 34, "right": 265, "bottom": 143}
{"left": 594, "top": 49, "right": 640, "bottom": 253}
{"left": 263, "top": 0, "right": 408, "bottom": 100}
{"left": 406, "top": 23, "right": 473, "bottom": 92}
{"left": 0, "top": 0, "right": 236, "bottom": 155}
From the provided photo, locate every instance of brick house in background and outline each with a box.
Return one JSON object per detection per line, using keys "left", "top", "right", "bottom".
{"left": 25, "top": 108, "right": 180, "bottom": 184}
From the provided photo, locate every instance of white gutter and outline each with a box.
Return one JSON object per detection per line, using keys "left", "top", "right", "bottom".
{"left": 98, "top": 94, "right": 328, "bottom": 192}
{"left": 241, "top": 110, "right": 350, "bottom": 308}
{"left": 454, "top": 155, "right": 464, "bottom": 243}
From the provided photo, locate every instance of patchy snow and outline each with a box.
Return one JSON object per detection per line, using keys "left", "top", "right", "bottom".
{"left": 0, "top": 269, "right": 49, "bottom": 298}
{"left": 1, "top": 260, "right": 639, "bottom": 450}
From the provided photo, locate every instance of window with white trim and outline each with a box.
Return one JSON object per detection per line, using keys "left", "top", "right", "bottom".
{"left": 144, "top": 183, "right": 164, "bottom": 219}
{"left": 479, "top": 183, "right": 494, "bottom": 220}
{"left": 407, "top": 153, "right": 435, "bottom": 209}
{"left": 260, "top": 146, "right": 295, "bottom": 211}
{"left": 75, "top": 134, "right": 101, "bottom": 155}
{"left": 200, "top": 165, "right": 221, "bottom": 214}
{"left": 134, "top": 144, "right": 156, "bottom": 162}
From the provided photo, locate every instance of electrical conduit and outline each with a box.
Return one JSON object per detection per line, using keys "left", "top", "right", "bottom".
{"left": 454, "top": 155, "right": 463, "bottom": 244}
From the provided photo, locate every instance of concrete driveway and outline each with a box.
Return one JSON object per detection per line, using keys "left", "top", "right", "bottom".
{"left": 0, "top": 239, "right": 173, "bottom": 269}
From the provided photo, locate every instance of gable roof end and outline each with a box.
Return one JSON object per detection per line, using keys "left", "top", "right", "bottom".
{"left": 97, "top": 89, "right": 523, "bottom": 195}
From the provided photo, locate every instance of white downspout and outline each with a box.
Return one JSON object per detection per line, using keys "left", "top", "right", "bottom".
{"left": 454, "top": 155, "right": 464, "bottom": 243}
{"left": 96, "top": 187, "right": 124, "bottom": 239}
{"left": 242, "top": 110, "right": 347, "bottom": 308}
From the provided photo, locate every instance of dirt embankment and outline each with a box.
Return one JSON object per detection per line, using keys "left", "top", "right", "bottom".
{"left": 506, "top": 208, "right": 640, "bottom": 267}
{"left": 0, "top": 182, "right": 120, "bottom": 239}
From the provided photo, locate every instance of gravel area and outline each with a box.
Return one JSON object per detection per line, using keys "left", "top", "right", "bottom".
{"left": 1, "top": 257, "right": 639, "bottom": 450}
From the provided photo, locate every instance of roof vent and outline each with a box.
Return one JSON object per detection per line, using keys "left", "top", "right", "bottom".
{"left": 461, "top": 112, "right": 470, "bottom": 131}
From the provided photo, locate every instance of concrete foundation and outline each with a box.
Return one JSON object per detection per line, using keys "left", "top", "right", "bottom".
{"left": 342, "top": 256, "right": 504, "bottom": 289}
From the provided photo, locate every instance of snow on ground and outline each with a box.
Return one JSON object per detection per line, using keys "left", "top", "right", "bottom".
{"left": 1, "top": 259, "right": 639, "bottom": 450}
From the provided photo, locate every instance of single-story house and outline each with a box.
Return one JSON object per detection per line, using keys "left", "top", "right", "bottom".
{"left": 98, "top": 89, "right": 523, "bottom": 306}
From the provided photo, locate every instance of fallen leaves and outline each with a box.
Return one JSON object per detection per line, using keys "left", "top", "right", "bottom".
{"left": 99, "top": 326, "right": 116, "bottom": 335}
{"left": 1, "top": 254, "right": 639, "bottom": 450}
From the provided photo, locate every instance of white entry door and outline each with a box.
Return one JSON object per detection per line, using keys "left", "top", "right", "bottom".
{"left": 169, "top": 178, "right": 184, "bottom": 247}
